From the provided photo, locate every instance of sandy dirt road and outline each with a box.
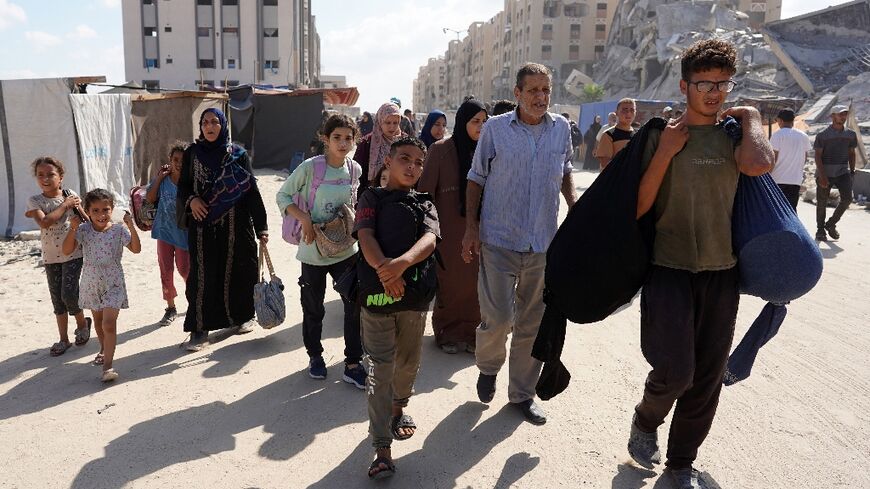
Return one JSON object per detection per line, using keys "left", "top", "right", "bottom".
{"left": 1, "top": 168, "right": 867, "bottom": 489}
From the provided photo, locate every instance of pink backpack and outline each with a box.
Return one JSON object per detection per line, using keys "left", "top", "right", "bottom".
{"left": 281, "top": 155, "right": 359, "bottom": 244}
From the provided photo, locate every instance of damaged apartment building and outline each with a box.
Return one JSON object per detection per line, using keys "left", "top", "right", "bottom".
{"left": 593, "top": 0, "right": 870, "bottom": 105}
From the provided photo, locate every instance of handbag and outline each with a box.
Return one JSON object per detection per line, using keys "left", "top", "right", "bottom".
{"left": 253, "top": 242, "right": 286, "bottom": 329}
{"left": 282, "top": 156, "right": 359, "bottom": 244}
{"left": 130, "top": 185, "right": 156, "bottom": 232}
{"left": 314, "top": 203, "right": 356, "bottom": 257}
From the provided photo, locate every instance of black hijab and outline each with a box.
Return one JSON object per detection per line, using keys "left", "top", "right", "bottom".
{"left": 454, "top": 98, "right": 487, "bottom": 216}
{"left": 193, "top": 108, "right": 231, "bottom": 171}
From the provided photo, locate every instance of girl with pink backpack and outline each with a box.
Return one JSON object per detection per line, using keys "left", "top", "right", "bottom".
{"left": 276, "top": 114, "right": 366, "bottom": 389}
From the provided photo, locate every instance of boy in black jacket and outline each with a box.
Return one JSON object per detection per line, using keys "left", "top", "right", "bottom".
{"left": 353, "top": 137, "right": 440, "bottom": 480}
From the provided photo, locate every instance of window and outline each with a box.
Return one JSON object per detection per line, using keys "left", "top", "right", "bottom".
{"left": 263, "top": 28, "right": 278, "bottom": 37}
{"left": 164, "top": 26, "right": 172, "bottom": 33}
{"left": 594, "top": 45, "right": 604, "bottom": 53}
{"left": 145, "top": 58, "right": 159, "bottom": 69}
{"left": 144, "top": 27, "right": 157, "bottom": 37}
{"left": 596, "top": 24, "right": 606, "bottom": 32}
{"left": 226, "top": 58, "right": 236, "bottom": 69}
{"left": 198, "top": 59, "right": 215, "bottom": 68}
{"left": 543, "top": 0, "right": 559, "bottom": 18}
{"left": 223, "top": 27, "right": 239, "bottom": 34}
{"left": 264, "top": 59, "right": 279, "bottom": 69}
{"left": 142, "top": 80, "right": 159, "bottom": 90}
{"left": 196, "top": 0, "right": 213, "bottom": 5}
{"left": 263, "top": 0, "right": 277, "bottom": 5}
{"left": 165, "top": 58, "right": 173, "bottom": 64}
{"left": 222, "top": 0, "right": 238, "bottom": 4}
{"left": 570, "top": 24, "right": 581, "bottom": 39}
{"left": 597, "top": 3, "right": 608, "bottom": 9}
{"left": 197, "top": 27, "right": 211, "bottom": 37}
{"left": 569, "top": 45, "right": 580, "bottom": 60}
{"left": 542, "top": 45, "right": 552, "bottom": 60}
{"left": 564, "top": 3, "right": 588, "bottom": 17}
{"left": 142, "top": 0, "right": 154, "bottom": 4}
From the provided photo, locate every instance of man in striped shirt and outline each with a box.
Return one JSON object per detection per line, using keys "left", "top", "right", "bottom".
{"left": 462, "top": 62, "right": 577, "bottom": 425}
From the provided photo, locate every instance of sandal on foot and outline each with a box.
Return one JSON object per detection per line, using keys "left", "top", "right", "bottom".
{"left": 74, "top": 318, "right": 92, "bottom": 346}
{"left": 50, "top": 341, "right": 72, "bottom": 357}
{"left": 391, "top": 414, "right": 417, "bottom": 441}
{"left": 101, "top": 369, "right": 119, "bottom": 382}
{"left": 368, "top": 457, "right": 396, "bottom": 480}
{"left": 92, "top": 353, "right": 105, "bottom": 366}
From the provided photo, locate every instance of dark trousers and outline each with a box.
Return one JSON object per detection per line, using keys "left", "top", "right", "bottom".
{"left": 635, "top": 265, "right": 739, "bottom": 469}
{"left": 816, "top": 174, "right": 852, "bottom": 229}
{"left": 777, "top": 184, "right": 800, "bottom": 211}
{"left": 299, "top": 255, "right": 362, "bottom": 365}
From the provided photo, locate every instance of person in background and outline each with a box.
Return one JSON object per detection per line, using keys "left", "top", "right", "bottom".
{"left": 177, "top": 108, "right": 268, "bottom": 352}
{"left": 583, "top": 115, "right": 603, "bottom": 170}
{"left": 597, "top": 98, "right": 637, "bottom": 169}
{"left": 563, "top": 112, "right": 583, "bottom": 164}
{"left": 418, "top": 98, "right": 488, "bottom": 354}
{"left": 144, "top": 141, "right": 190, "bottom": 327}
{"left": 813, "top": 105, "right": 858, "bottom": 241}
{"left": 662, "top": 106, "right": 674, "bottom": 119}
{"left": 462, "top": 63, "right": 577, "bottom": 426}
{"left": 402, "top": 109, "right": 418, "bottom": 137}
{"left": 359, "top": 111, "right": 374, "bottom": 137}
{"left": 491, "top": 99, "right": 517, "bottom": 116}
{"left": 419, "top": 110, "right": 448, "bottom": 148}
{"left": 354, "top": 103, "right": 405, "bottom": 195}
{"left": 769, "top": 108, "right": 812, "bottom": 210}
{"left": 596, "top": 111, "right": 618, "bottom": 144}
{"left": 25, "top": 156, "right": 91, "bottom": 356}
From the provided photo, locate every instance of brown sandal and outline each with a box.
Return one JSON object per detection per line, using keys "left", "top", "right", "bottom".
{"left": 92, "top": 353, "right": 105, "bottom": 366}
{"left": 50, "top": 341, "right": 72, "bottom": 357}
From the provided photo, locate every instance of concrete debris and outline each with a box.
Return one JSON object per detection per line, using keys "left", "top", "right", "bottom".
{"left": 595, "top": 0, "right": 805, "bottom": 101}
{"left": 834, "top": 72, "right": 870, "bottom": 123}
{"left": 763, "top": 0, "right": 870, "bottom": 96}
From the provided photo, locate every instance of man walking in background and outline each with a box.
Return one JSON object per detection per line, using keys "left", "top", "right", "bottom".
{"left": 769, "top": 108, "right": 812, "bottom": 210}
{"left": 814, "top": 105, "right": 858, "bottom": 241}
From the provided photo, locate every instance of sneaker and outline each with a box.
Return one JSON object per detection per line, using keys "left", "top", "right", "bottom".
{"left": 440, "top": 342, "right": 459, "bottom": 354}
{"left": 235, "top": 320, "right": 256, "bottom": 334}
{"left": 627, "top": 413, "right": 661, "bottom": 469}
{"left": 185, "top": 331, "right": 208, "bottom": 352}
{"left": 815, "top": 228, "right": 827, "bottom": 241}
{"left": 476, "top": 373, "right": 497, "bottom": 403}
{"left": 667, "top": 467, "right": 704, "bottom": 489}
{"left": 824, "top": 222, "right": 840, "bottom": 240}
{"left": 342, "top": 364, "right": 367, "bottom": 389}
{"left": 308, "top": 356, "right": 327, "bottom": 379}
{"left": 159, "top": 307, "right": 177, "bottom": 326}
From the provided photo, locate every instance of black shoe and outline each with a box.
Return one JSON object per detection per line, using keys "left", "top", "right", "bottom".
{"left": 824, "top": 222, "right": 840, "bottom": 240}
{"left": 815, "top": 228, "right": 827, "bottom": 241}
{"left": 308, "top": 356, "right": 327, "bottom": 379}
{"left": 159, "top": 307, "right": 177, "bottom": 326}
{"left": 476, "top": 373, "right": 496, "bottom": 403}
{"left": 513, "top": 399, "right": 547, "bottom": 425}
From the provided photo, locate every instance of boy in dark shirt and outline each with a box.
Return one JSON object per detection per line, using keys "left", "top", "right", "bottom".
{"left": 597, "top": 98, "right": 637, "bottom": 169}
{"left": 629, "top": 39, "right": 774, "bottom": 488}
{"left": 353, "top": 137, "right": 440, "bottom": 480}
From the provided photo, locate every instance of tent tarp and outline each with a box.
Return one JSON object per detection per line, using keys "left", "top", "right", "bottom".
{"left": 130, "top": 96, "right": 224, "bottom": 184}
{"left": 69, "top": 94, "right": 136, "bottom": 209}
{"left": 251, "top": 92, "right": 323, "bottom": 170}
{"left": 0, "top": 78, "right": 81, "bottom": 238}
{"left": 228, "top": 86, "right": 254, "bottom": 150}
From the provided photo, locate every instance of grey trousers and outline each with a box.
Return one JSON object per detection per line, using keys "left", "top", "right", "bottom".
{"left": 475, "top": 243, "right": 546, "bottom": 403}
{"left": 362, "top": 308, "right": 426, "bottom": 449}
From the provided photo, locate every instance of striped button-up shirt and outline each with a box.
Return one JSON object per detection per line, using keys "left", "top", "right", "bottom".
{"left": 468, "top": 110, "right": 573, "bottom": 253}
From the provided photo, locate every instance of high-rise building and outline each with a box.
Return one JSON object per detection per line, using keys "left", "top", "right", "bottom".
{"left": 122, "top": 0, "right": 320, "bottom": 91}
{"left": 413, "top": 0, "right": 620, "bottom": 111}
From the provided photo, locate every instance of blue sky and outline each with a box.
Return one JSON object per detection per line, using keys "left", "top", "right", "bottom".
{"left": 0, "top": 0, "right": 852, "bottom": 111}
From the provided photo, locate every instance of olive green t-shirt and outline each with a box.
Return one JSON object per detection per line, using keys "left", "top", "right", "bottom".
{"left": 641, "top": 125, "right": 739, "bottom": 272}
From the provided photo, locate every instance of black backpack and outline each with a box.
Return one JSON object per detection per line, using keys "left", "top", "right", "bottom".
{"left": 532, "top": 117, "right": 664, "bottom": 400}
{"left": 353, "top": 188, "right": 439, "bottom": 313}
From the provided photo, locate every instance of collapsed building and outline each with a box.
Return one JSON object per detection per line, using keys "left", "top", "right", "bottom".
{"left": 594, "top": 0, "right": 804, "bottom": 101}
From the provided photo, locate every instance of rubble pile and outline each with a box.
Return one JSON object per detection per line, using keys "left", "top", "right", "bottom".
{"left": 594, "top": 0, "right": 803, "bottom": 101}
{"left": 764, "top": 0, "right": 870, "bottom": 96}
